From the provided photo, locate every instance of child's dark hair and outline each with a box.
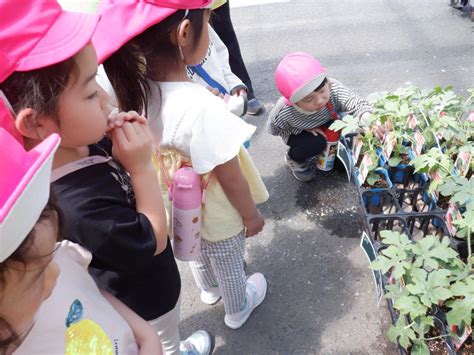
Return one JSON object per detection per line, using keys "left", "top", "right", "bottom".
{"left": 0, "top": 199, "right": 63, "bottom": 354}
{"left": 103, "top": 42, "right": 150, "bottom": 115}
{"left": 0, "top": 58, "right": 77, "bottom": 125}
{"left": 103, "top": 9, "right": 206, "bottom": 114}
{"left": 314, "top": 77, "right": 328, "bottom": 92}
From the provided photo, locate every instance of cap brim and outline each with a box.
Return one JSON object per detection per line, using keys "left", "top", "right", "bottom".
{"left": 93, "top": 1, "right": 176, "bottom": 63}
{"left": 289, "top": 73, "right": 326, "bottom": 104}
{"left": 16, "top": 11, "right": 100, "bottom": 72}
{"left": 0, "top": 131, "right": 60, "bottom": 262}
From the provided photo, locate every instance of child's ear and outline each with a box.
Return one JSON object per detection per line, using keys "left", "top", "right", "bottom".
{"left": 15, "top": 108, "right": 58, "bottom": 141}
{"left": 176, "top": 19, "right": 192, "bottom": 47}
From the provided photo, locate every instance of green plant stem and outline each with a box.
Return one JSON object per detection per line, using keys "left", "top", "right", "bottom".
{"left": 422, "top": 334, "right": 450, "bottom": 341}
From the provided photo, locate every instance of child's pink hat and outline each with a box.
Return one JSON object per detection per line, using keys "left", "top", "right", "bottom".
{"left": 0, "top": 1, "right": 100, "bottom": 143}
{"left": 0, "top": 129, "right": 60, "bottom": 262}
{"left": 275, "top": 52, "right": 327, "bottom": 105}
{"left": 93, "top": 0, "right": 214, "bottom": 63}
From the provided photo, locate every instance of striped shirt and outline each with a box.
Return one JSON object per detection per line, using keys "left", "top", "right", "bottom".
{"left": 267, "top": 78, "right": 372, "bottom": 143}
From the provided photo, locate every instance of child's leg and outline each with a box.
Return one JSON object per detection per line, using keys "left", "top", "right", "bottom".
{"left": 148, "top": 296, "right": 181, "bottom": 355}
{"left": 207, "top": 232, "right": 247, "bottom": 315}
{"left": 189, "top": 247, "right": 219, "bottom": 291}
{"left": 287, "top": 130, "right": 327, "bottom": 162}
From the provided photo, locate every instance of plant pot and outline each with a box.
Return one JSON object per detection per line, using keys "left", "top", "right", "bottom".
{"left": 367, "top": 215, "right": 409, "bottom": 241}
{"left": 395, "top": 188, "right": 438, "bottom": 214}
{"left": 450, "top": 237, "right": 474, "bottom": 260}
{"left": 361, "top": 188, "right": 400, "bottom": 215}
{"left": 405, "top": 214, "right": 451, "bottom": 242}
{"left": 389, "top": 164, "right": 430, "bottom": 190}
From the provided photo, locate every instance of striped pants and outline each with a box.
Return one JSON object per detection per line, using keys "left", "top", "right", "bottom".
{"left": 190, "top": 232, "right": 246, "bottom": 315}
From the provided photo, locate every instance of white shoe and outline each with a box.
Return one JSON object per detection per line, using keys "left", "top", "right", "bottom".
{"left": 200, "top": 286, "right": 221, "bottom": 305}
{"left": 224, "top": 273, "right": 267, "bottom": 330}
{"left": 180, "top": 330, "right": 211, "bottom": 355}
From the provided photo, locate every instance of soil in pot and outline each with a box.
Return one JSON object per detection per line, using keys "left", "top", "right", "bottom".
{"left": 437, "top": 194, "right": 451, "bottom": 210}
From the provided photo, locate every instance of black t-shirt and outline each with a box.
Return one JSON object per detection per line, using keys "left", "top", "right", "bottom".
{"left": 51, "top": 138, "right": 181, "bottom": 320}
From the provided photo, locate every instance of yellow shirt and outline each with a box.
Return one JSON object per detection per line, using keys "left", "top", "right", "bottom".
{"left": 156, "top": 147, "right": 269, "bottom": 243}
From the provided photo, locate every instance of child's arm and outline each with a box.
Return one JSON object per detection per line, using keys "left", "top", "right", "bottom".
{"left": 209, "top": 26, "right": 246, "bottom": 96}
{"left": 111, "top": 120, "right": 168, "bottom": 255}
{"left": 214, "top": 156, "right": 264, "bottom": 236}
{"left": 101, "top": 289, "right": 162, "bottom": 355}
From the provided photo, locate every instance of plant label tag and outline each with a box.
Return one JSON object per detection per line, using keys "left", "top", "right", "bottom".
{"left": 384, "top": 119, "right": 394, "bottom": 133}
{"left": 359, "top": 232, "right": 383, "bottom": 304}
{"left": 337, "top": 142, "right": 352, "bottom": 182}
{"left": 445, "top": 203, "right": 462, "bottom": 236}
{"left": 467, "top": 111, "right": 474, "bottom": 122}
{"left": 353, "top": 136, "right": 363, "bottom": 163}
{"left": 453, "top": 324, "right": 472, "bottom": 350}
{"left": 407, "top": 113, "right": 417, "bottom": 129}
{"left": 382, "top": 133, "right": 396, "bottom": 161}
{"left": 429, "top": 171, "right": 442, "bottom": 198}
{"left": 453, "top": 151, "right": 472, "bottom": 177}
{"left": 413, "top": 131, "right": 425, "bottom": 156}
{"left": 358, "top": 153, "right": 373, "bottom": 185}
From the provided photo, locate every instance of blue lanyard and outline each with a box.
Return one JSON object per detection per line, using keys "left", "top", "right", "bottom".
{"left": 189, "top": 64, "right": 229, "bottom": 95}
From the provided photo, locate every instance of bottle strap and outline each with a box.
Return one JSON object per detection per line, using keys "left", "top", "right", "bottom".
{"left": 51, "top": 155, "right": 112, "bottom": 182}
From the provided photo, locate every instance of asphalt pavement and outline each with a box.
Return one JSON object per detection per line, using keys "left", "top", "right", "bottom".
{"left": 178, "top": 1, "right": 474, "bottom": 354}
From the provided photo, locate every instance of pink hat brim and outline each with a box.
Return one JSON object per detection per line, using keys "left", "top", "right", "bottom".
{"left": 0, "top": 130, "right": 60, "bottom": 261}
{"left": 16, "top": 11, "right": 100, "bottom": 72}
{"left": 94, "top": 0, "right": 213, "bottom": 63}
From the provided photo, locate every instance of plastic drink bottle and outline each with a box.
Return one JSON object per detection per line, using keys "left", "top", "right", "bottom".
{"left": 171, "top": 167, "right": 202, "bottom": 261}
{"left": 316, "top": 127, "right": 340, "bottom": 171}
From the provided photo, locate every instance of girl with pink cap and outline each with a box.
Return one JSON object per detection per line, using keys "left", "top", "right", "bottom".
{"left": 0, "top": 3, "right": 163, "bottom": 354}
{"left": 0, "top": 1, "right": 185, "bottom": 354}
{"left": 268, "top": 52, "right": 376, "bottom": 182}
{"left": 96, "top": 0, "right": 269, "bottom": 333}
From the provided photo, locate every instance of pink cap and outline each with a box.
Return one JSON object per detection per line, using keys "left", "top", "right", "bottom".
{"left": 93, "top": 0, "right": 213, "bottom": 63}
{"left": 0, "top": 1, "right": 99, "bottom": 143}
{"left": 0, "top": 129, "right": 61, "bottom": 262}
{"left": 275, "top": 52, "right": 327, "bottom": 105}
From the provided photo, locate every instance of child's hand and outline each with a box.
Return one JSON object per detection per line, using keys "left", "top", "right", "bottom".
{"left": 206, "top": 86, "right": 224, "bottom": 98}
{"left": 111, "top": 120, "right": 154, "bottom": 175}
{"left": 232, "top": 88, "right": 247, "bottom": 97}
{"left": 360, "top": 112, "right": 385, "bottom": 141}
{"left": 306, "top": 127, "right": 327, "bottom": 139}
{"left": 108, "top": 110, "right": 147, "bottom": 132}
{"left": 243, "top": 210, "right": 265, "bottom": 237}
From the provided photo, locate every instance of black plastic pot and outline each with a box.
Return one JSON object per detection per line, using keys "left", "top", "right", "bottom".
{"left": 361, "top": 188, "right": 400, "bottom": 215}
{"left": 394, "top": 188, "right": 438, "bottom": 214}
{"left": 388, "top": 164, "right": 429, "bottom": 190}
{"left": 406, "top": 214, "right": 451, "bottom": 242}
{"left": 367, "top": 215, "right": 409, "bottom": 241}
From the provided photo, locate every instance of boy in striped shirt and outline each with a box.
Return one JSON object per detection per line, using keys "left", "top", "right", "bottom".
{"left": 267, "top": 52, "right": 373, "bottom": 182}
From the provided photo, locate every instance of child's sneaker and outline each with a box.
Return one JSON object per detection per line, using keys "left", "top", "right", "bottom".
{"left": 201, "top": 286, "right": 221, "bottom": 305}
{"left": 180, "top": 330, "right": 212, "bottom": 355}
{"left": 285, "top": 153, "right": 315, "bottom": 182}
{"left": 224, "top": 273, "right": 267, "bottom": 329}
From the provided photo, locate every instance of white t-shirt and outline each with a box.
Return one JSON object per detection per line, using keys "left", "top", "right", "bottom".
{"left": 147, "top": 80, "right": 255, "bottom": 174}
{"left": 15, "top": 241, "right": 139, "bottom": 355}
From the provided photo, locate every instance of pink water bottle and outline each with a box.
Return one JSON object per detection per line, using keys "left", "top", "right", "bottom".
{"left": 171, "top": 166, "right": 202, "bottom": 261}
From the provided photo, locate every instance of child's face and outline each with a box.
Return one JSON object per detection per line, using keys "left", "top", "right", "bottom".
{"left": 182, "top": 10, "right": 211, "bottom": 65}
{"left": 54, "top": 44, "right": 110, "bottom": 148}
{"left": 295, "top": 81, "right": 330, "bottom": 113}
{"left": 0, "top": 216, "right": 60, "bottom": 341}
